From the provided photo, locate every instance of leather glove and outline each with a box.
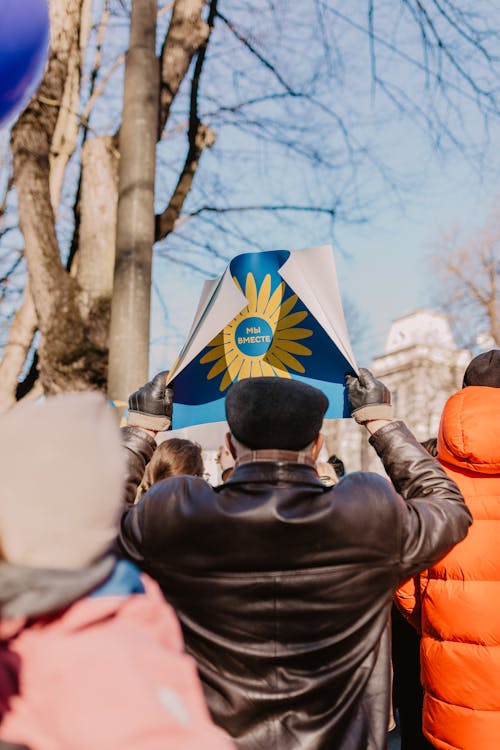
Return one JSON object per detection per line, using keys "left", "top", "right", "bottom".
{"left": 345, "top": 367, "right": 393, "bottom": 423}
{"left": 127, "top": 371, "right": 173, "bottom": 431}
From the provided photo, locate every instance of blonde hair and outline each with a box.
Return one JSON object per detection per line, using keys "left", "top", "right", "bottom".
{"left": 136, "top": 438, "right": 204, "bottom": 501}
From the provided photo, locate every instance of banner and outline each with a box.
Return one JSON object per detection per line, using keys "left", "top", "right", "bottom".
{"left": 167, "top": 245, "right": 358, "bottom": 429}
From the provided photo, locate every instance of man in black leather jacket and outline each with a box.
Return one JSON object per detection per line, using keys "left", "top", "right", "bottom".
{"left": 119, "top": 369, "right": 472, "bottom": 750}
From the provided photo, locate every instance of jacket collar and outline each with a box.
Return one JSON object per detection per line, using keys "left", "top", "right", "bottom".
{"left": 235, "top": 448, "right": 316, "bottom": 468}
{"left": 225, "top": 459, "right": 325, "bottom": 487}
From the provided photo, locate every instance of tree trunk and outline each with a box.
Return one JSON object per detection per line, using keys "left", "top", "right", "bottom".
{"left": 108, "top": 0, "right": 159, "bottom": 403}
{"left": 50, "top": 0, "right": 92, "bottom": 209}
{"left": 76, "top": 135, "right": 119, "bottom": 355}
{"left": 9, "top": 0, "right": 110, "bottom": 395}
{"left": 159, "top": 0, "right": 208, "bottom": 131}
{"left": 0, "top": 289, "right": 37, "bottom": 412}
{"left": 77, "top": 136, "right": 118, "bottom": 301}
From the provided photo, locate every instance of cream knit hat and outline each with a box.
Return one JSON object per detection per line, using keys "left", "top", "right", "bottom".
{"left": 0, "top": 392, "right": 125, "bottom": 570}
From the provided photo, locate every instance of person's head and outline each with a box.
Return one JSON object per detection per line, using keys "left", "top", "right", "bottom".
{"left": 420, "top": 437, "right": 438, "bottom": 457}
{"left": 0, "top": 393, "right": 124, "bottom": 570}
{"left": 462, "top": 350, "right": 500, "bottom": 388}
{"left": 224, "top": 377, "right": 329, "bottom": 461}
{"left": 139, "top": 438, "right": 204, "bottom": 497}
{"left": 327, "top": 454, "right": 345, "bottom": 479}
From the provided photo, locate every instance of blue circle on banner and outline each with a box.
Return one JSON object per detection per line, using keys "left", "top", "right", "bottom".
{"left": 235, "top": 316, "right": 273, "bottom": 356}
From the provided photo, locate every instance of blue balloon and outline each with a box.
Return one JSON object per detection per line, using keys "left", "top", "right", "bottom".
{"left": 0, "top": 0, "right": 50, "bottom": 128}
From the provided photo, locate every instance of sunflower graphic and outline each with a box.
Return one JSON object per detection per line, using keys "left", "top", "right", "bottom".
{"left": 199, "top": 272, "right": 313, "bottom": 392}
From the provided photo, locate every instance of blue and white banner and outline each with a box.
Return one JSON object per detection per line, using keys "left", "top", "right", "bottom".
{"left": 167, "top": 245, "right": 358, "bottom": 429}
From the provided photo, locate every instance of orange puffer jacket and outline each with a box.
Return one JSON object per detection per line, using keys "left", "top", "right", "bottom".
{"left": 396, "top": 385, "right": 500, "bottom": 750}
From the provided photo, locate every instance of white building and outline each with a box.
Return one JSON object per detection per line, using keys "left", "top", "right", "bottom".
{"left": 322, "top": 310, "right": 471, "bottom": 474}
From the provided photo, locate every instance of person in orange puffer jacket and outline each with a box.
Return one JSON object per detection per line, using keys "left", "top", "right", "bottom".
{"left": 395, "top": 349, "right": 500, "bottom": 750}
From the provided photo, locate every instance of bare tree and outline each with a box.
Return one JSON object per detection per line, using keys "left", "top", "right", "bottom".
{"left": 0, "top": 0, "right": 498, "bottom": 407}
{"left": 8, "top": 0, "right": 99, "bottom": 395}
{"left": 431, "top": 201, "right": 500, "bottom": 349}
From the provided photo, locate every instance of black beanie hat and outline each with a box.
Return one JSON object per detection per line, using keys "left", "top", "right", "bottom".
{"left": 225, "top": 377, "right": 329, "bottom": 450}
{"left": 462, "top": 350, "right": 500, "bottom": 388}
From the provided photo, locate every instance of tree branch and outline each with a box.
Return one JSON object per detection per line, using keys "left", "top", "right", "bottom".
{"left": 322, "top": 4, "right": 499, "bottom": 114}
{"left": 180, "top": 203, "right": 338, "bottom": 221}
{"left": 216, "top": 10, "right": 297, "bottom": 95}
{"left": 159, "top": 0, "right": 210, "bottom": 133}
{"left": 0, "top": 288, "right": 37, "bottom": 413}
{"left": 155, "top": 0, "right": 218, "bottom": 241}
{"left": 0, "top": 176, "right": 14, "bottom": 231}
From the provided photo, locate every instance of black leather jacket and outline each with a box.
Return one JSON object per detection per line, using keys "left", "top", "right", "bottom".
{"left": 119, "top": 422, "right": 471, "bottom": 750}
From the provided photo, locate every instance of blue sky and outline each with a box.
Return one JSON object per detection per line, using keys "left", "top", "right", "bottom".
{"left": 2, "top": 1, "right": 498, "bottom": 377}
{"left": 149, "top": 127, "right": 499, "bottom": 374}
{"left": 146, "top": 1, "right": 500, "bottom": 375}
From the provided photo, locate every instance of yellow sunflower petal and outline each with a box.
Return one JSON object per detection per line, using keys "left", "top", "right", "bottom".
{"left": 264, "top": 281, "right": 285, "bottom": 318}
{"left": 207, "top": 332, "right": 224, "bottom": 347}
{"left": 250, "top": 360, "right": 265, "bottom": 377}
{"left": 224, "top": 329, "right": 236, "bottom": 347}
{"left": 259, "top": 360, "right": 272, "bottom": 376}
{"left": 270, "top": 293, "right": 299, "bottom": 323}
{"left": 277, "top": 327, "right": 313, "bottom": 340}
{"left": 219, "top": 355, "right": 244, "bottom": 392}
{"left": 264, "top": 352, "right": 292, "bottom": 377}
{"left": 207, "top": 355, "right": 232, "bottom": 380}
{"left": 256, "top": 274, "right": 272, "bottom": 314}
{"left": 200, "top": 345, "right": 227, "bottom": 364}
{"left": 219, "top": 369, "right": 234, "bottom": 392}
{"left": 258, "top": 360, "right": 280, "bottom": 377}
{"left": 272, "top": 348, "right": 306, "bottom": 373}
{"left": 245, "top": 273, "right": 258, "bottom": 312}
{"left": 273, "top": 340, "right": 312, "bottom": 356}
{"left": 227, "top": 356, "right": 244, "bottom": 381}
{"left": 277, "top": 311, "right": 308, "bottom": 330}
{"left": 232, "top": 276, "right": 243, "bottom": 294}
{"left": 238, "top": 358, "right": 252, "bottom": 381}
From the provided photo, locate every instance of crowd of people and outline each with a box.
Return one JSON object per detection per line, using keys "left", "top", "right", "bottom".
{"left": 0, "top": 348, "right": 499, "bottom": 750}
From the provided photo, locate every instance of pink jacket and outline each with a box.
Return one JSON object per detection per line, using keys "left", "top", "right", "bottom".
{"left": 0, "top": 566, "right": 234, "bottom": 750}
